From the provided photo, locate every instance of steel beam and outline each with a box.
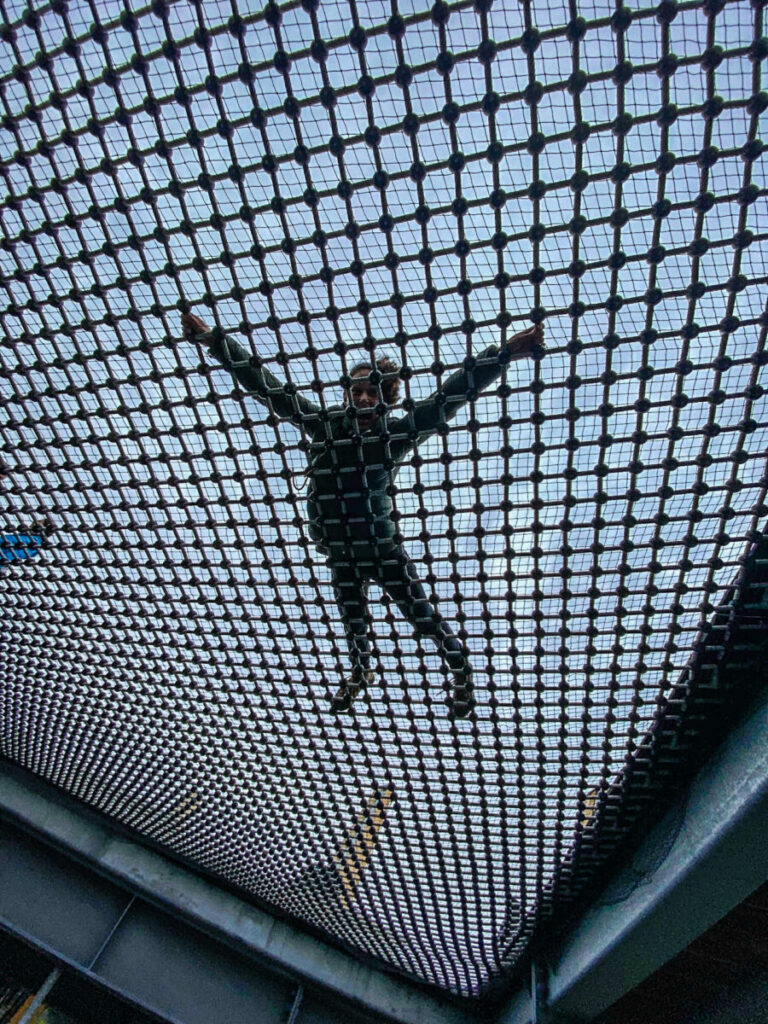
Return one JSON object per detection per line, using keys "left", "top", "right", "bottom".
{"left": 497, "top": 687, "right": 768, "bottom": 1024}
{"left": 0, "top": 761, "right": 477, "bottom": 1024}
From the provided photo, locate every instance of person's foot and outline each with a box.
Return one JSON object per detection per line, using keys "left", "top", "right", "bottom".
{"left": 451, "top": 669, "right": 475, "bottom": 719}
{"left": 331, "top": 669, "right": 375, "bottom": 714}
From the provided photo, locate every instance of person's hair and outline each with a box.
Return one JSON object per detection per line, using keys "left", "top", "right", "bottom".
{"left": 349, "top": 356, "right": 400, "bottom": 405}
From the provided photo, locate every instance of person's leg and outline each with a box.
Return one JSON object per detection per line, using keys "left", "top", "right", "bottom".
{"left": 329, "top": 553, "right": 371, "bottom": 672}
{"left": 327, "top": 549, "right": 374, "bottom": 711}
{"left": 378, "top": 546, "right": 473, "bottom": 712}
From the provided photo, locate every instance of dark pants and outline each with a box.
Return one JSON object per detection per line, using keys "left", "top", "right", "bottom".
{"left": 326, "top": 542, "right": 471, "bottom": 681}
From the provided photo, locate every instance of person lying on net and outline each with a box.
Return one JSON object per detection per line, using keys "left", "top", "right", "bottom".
{"left": 0, "top": 460, "right": 55, "bottom": 570}
{"left": 182, "top": 312, "right": 544, "bottom": 718}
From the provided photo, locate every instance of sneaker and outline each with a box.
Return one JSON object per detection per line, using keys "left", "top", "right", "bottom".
{"left": 331, "top": 669, "right": 375, "bottom": 714}
{"left": 451, "top": 670, "right": 475, "bottom": 719}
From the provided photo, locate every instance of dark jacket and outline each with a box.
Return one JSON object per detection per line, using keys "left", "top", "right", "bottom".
{"left": 201, "top": 331, "right": 509, "bottom": 549}
{"left": 0, "top": 532, "right": 43, "bottom": 568}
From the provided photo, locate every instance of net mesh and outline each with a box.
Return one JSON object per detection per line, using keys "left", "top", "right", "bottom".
{"left": 0, "top": 0, "right": 766, "bottom": 1000}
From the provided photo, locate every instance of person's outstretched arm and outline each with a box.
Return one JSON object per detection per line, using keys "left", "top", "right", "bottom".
{"left": 390, "top": 324, "right": 544, "bottom": 442}
{"left": 182, "top": 313, "right": 320, "bottom": 421}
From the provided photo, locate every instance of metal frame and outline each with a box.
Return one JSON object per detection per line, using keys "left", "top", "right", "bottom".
{"left": 0, "top": 760, "right": 476, "bottom": 1024}
{"left": 1, "top": 683, "right": 766, "bottom": 1024}
{"left": 497, "top": 684, "right": 768, "bottom": 1024}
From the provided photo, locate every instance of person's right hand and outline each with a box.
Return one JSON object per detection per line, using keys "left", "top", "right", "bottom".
{"left": 181, "top": 312, "right": 212, "bottom": 339}
{"left": 501, "top": 323, "right": 546, "bottom": 360}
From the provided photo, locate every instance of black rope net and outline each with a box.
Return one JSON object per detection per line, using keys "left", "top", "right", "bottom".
{"left": 0, "top": 0, "right": 765, "bottom": 1001}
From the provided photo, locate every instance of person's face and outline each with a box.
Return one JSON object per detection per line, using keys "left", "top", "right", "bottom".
{"left": 344, "top": 370, "right": 381, "bottom": 426}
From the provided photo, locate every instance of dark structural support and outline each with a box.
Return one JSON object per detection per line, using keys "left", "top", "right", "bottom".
{"left": 498, "top": 681, "right": 768, "bottom": 1023}
{"left": 2, "top": 665, "right": 766, "bottom": 1024}
{"left": 0, "top": 760, "right": 475, "bottom": 1024}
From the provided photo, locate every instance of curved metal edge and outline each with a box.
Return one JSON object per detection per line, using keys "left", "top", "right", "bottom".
{"left": 0, "top": 759, "right": 478, "bottom": 1024}
{"left": 497, "top": 685, "right": 768, "bottom": 1024}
